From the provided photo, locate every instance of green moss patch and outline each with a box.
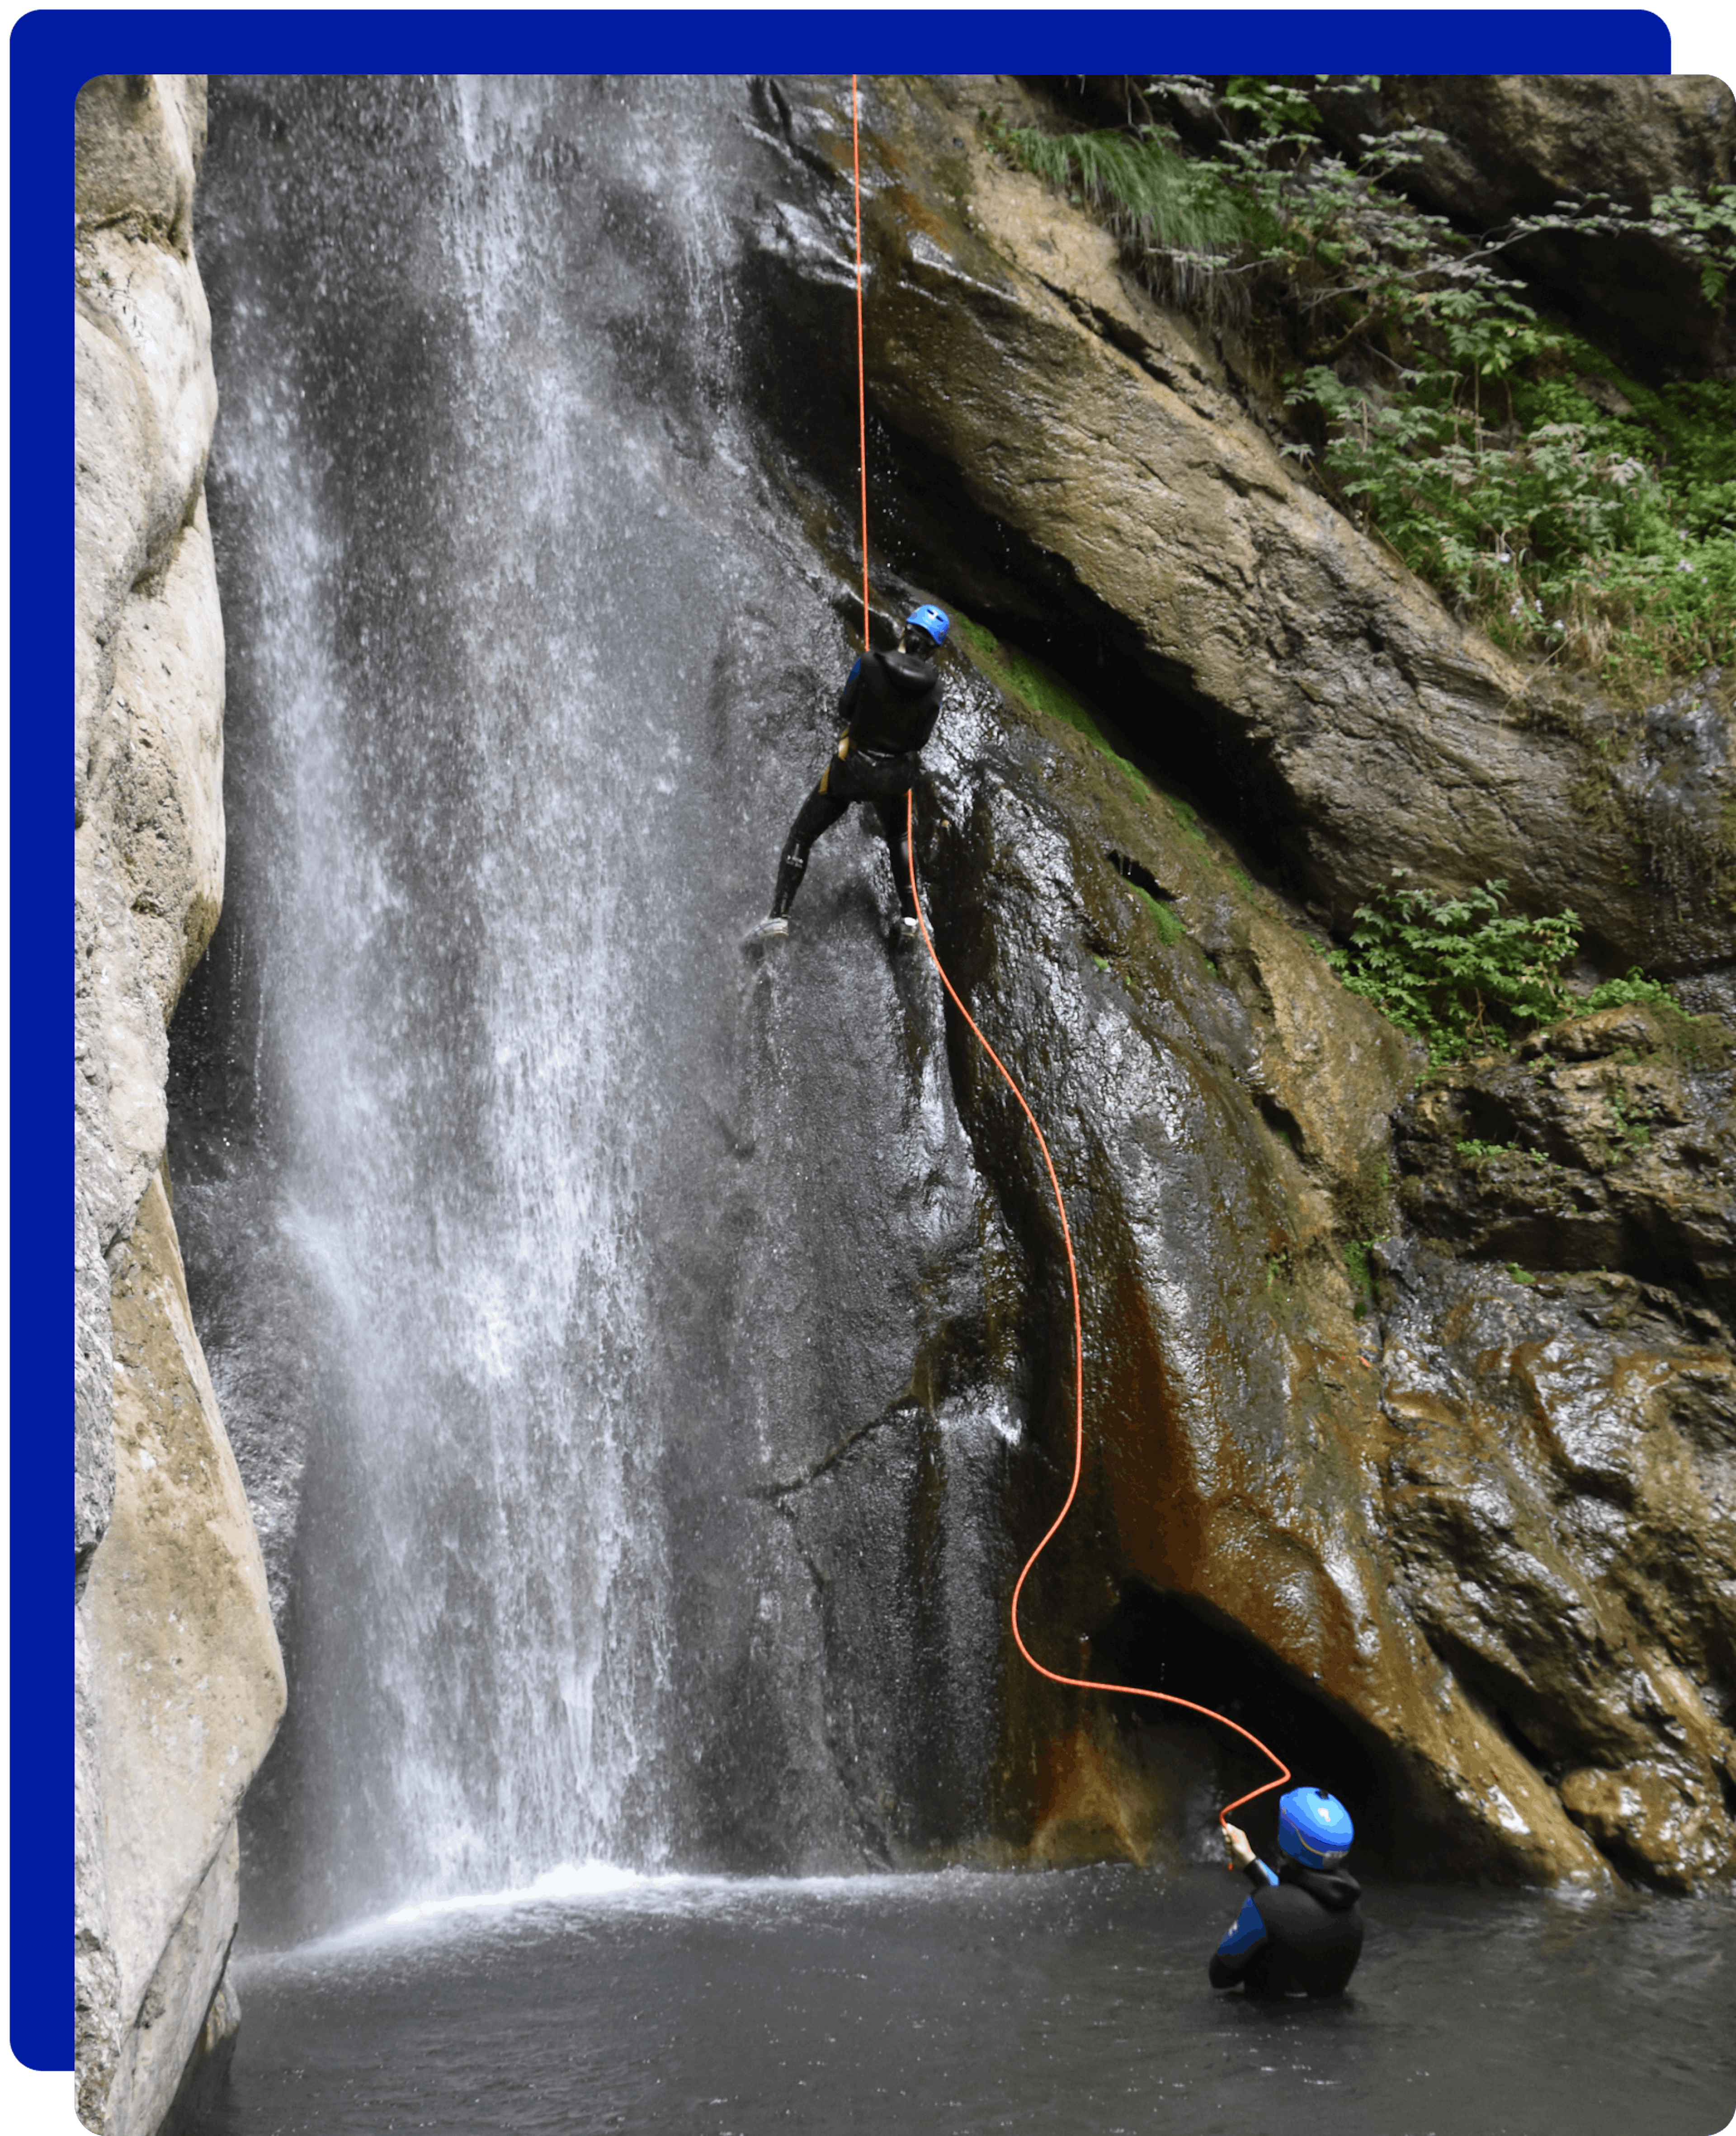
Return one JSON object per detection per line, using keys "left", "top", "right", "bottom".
{"left": 1131, "top": 880, "right": 1186, "bottom": 944}
{"left": 952, "top": 609, "right": 1151, "bottom": 803}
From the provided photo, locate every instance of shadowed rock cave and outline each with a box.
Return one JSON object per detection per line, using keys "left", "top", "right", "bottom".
{"left": 1088, "top": 1581, "right": 1398, "bottom": 1872}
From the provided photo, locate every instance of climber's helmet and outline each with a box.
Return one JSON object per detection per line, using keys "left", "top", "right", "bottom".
{"left": 903, "top": 603, "right": 950, "bottom": 654}
{"left": 1277, "top": 1786, "right": 1355, "bottom": 1868}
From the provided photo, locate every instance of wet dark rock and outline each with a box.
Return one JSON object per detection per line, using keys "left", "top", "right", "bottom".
{"left": 888, "top": 638, "right": 1614, "bottom": 1882}
{"left": 1392, "top": 1006, "right": 1736, "bottom": 1320}
{"left": 1377, "top": 1243, "right": 1736, "bottom": 1889}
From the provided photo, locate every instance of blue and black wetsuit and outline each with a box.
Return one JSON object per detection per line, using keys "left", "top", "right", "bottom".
{"left": 1209, "top": 1854, "right": 1364, "bottom": 1997}
{"left": 769, "top": 647, "right": 943, "bottom": 922}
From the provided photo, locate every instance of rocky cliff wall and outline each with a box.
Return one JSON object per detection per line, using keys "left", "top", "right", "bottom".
{"left": 757, "top": 77, "right": 1734, "bottom": 1000}
{"left": 1063, "top": 72, "right": 1736, "bottom": 381}
{"left": 74, "top": 74, "right": 285, "bottom": 2135}
{"left": 1317, "top": 74, "right": 1736, "bottom": 382}
{"left": 154, "top": 70, "right": 1733, "bottom": 1961}
{"left": 746, "top": 74, "right": 1735, "bottom": 1891}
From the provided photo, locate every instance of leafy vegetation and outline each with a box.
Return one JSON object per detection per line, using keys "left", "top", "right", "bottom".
{"left": 1298, "top": 357, "right": 1736, "bottom": 690}
{"left": 1330, "top": 871, "right": 1693, "bottom": 1068}
{"left": 1328, "top": 876, "right": 1722, "bottom": 1071}
{"left": 1455, "top": 1138, "right": 1518, "bottom": 1165}
{"left": 987, "top": 78, "right": 1736, "bottom": 696}
{"left": 1580, "top": 966, "right": 1677, "bottom": 1014}
{"left": 1321, "top": 873, "right": 1704, "bottom": 1063}
{"left": 1326, "top": 878, "right": 1581, "bottom": 1061}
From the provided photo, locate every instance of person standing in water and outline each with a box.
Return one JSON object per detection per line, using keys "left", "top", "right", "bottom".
{"left": 745, "top": 604, "right": 950, "bottom": 946}
{"left": 1209, "top": 1786, "right": 1364, "bottom": 1997}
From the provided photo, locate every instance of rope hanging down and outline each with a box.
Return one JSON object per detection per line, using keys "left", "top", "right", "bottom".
{"left": 847, "top": 74, "right": 1289, "bottom": 1830}
{"left": 904, "top": 789, "right": 1289, "bottom": 1829}
{"left": 851, "top": 77, "right": 871, "bottom": 654}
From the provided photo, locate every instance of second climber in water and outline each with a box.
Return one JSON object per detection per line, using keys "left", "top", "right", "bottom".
{"left": 1209, "top": 1786, "right": 1363, "bottom": 1998}
{"left": 745, "top": 603, "right": 950, "bottom": 947}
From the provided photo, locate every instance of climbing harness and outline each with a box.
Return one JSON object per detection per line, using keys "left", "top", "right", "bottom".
{"left": 846, "top": 76, "right": 1290, "bottom": 1835}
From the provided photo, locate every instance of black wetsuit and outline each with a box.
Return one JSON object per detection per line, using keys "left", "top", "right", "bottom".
{"left": 1208, "top": 1855, "right": 1364, "bottom": 1998}
{"left": 769, "top": 647, "right": 943, "bottom": 922}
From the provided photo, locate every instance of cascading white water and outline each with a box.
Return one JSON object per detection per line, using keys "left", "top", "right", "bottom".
{"left": 178, "top": 73, "right": 1012, "bottom": 1942}
{"left": 203, "top": 75, "right": 757, "bottom": 1900}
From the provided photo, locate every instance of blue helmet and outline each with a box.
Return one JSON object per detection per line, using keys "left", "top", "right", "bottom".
{"left": 905, "top": 604, "right": 950, "bottom": 648}
{"left": 1278, "top": 1787, "right": 1354, "bottom": 1868}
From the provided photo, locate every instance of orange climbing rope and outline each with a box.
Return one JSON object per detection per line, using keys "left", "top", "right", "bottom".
{"left": 903, "top": 790, "right": 1290, "bottom": 1829}
{"left": 851, "top": 78, "right": 871, "bottom": 654}
{"left": 846, "top": 74, "right": 1289, "bottom": 1833}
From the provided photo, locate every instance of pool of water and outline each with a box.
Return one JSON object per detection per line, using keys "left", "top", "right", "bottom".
{"left": 196, "top": 1865, "right": 1734, "bottom": 2136}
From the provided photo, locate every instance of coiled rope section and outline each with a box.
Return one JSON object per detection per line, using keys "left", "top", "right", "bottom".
{"left": 849, "top": 76, "right": 1290, "bottom": 1832}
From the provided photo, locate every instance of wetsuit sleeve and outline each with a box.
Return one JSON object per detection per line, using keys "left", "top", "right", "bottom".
{"left": 837, "top": 656, "right": 864, "bottom": 728}
{"left": 1208, "top": 1894, "right": 1270, "bottom": 1988}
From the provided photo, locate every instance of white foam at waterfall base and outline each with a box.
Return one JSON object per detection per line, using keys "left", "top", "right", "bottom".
{"left": 268, "top": 1859, "right": 1039, "bottom": 1965}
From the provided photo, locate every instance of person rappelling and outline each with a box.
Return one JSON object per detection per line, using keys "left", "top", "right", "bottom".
{"left": 1209, "top": 1787, "right": 1364, "bottom": 1998}
{"left": 744, "top": 603, "right": 950, "bottom": 947}
{"left": 785, "top": 78, "right": 1311, "bottom": 1943}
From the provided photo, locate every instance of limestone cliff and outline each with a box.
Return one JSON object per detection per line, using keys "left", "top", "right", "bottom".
{"left": 74, "top": 74, "right": 285, "bottom": 2135}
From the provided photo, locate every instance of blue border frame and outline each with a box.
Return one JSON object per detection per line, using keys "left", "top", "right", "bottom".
{"left": 25, "top": 3, "right": 1673, "bottom": 2078}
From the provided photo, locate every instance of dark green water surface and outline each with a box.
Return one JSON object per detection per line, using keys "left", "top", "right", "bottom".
{"left": 198, "top": 1864, "right": 1733, "bottom": 2135}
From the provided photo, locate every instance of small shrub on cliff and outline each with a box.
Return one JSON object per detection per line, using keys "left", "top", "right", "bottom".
{"left": 1329, "top": 881, "right": 1693, "bottom": 1063}
{"left": 1327, "top": 878, "right": 1579, "bottom": 1062}
{"left": 1297, "top": 360, "right": 1736, "bottom": 686}
{"left": 990, "top": 82, "right": 1736, "bottom": 693}
{"left": 1581, "top": 967, "right": 1676, "bottom": 1014}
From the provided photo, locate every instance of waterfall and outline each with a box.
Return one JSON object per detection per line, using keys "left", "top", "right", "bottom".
{"left": 173, "top": 74, "right": 1012, "bottom": 1945}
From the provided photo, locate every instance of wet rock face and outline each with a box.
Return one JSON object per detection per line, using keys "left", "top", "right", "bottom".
{"left": 744, "top": 75, "right": 1735, "bottom": 1890}
{"left": 1394, "top": 1007, "right": 1736, "bottom": 1319}
{"left": 750, "top": 77, "right": 1733, "bottom": 994}
{"left": 1380, "top": 1007, "right": 1736, "bottom": 1890}
{"left": 1377, "top": 1247, "right": 1736, "bottom": 1890}
{"left": 912, "top": 650, "right": 1613, "bottom": 1887}
{"left": 1316, "top": 75, "right": 1736, "bottom": 381}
